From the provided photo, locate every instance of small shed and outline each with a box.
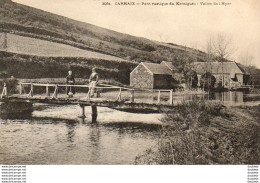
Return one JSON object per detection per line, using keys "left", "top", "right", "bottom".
{"left": 130, "top": 61, "right": 177, "bottom": 89}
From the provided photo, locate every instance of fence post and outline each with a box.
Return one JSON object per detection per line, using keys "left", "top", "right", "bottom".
{"left": 130, "top": 89, "right": 134, "bottom": 103}
{"left": 54, "top": 85, "right": 58, "bottom": 98}
{"left": 96, "top": 88, "right": 101, "bottom": 98}
{"left": 19, "top": 84, "right": 23, "bottom": 95}
{"left": 169, "top": 89, "right": 173, "bottom": 105}
{"left": 28, "top": 83, "right": 34, "bottom": 97}
{"left": 157, "top": 90, "right": 161, "bottom": 104}
{"left": 117, "top": 87, "right": 122, "bottom": 101}
{"left": 52, "top": 85, "right": 58, "bottom": 98}
{"left": 46, "top": 85, "right": 50, "bottom": 97}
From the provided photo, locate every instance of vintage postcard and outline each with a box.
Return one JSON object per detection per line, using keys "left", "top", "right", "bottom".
{"left": 0, "top": 0, "right": 259, "bottom": 182}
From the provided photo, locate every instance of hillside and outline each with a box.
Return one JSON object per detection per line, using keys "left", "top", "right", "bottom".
{"left": 0, "top": 32, "right": 125, "bottom": 60}
{"left": 0, "top": 0, "right": 207, "bottom": 64}
{"left": 0, "top": 51, "right": 138, "bottom": 84}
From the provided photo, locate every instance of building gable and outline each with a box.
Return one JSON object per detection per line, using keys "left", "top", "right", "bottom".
{"left": 160, "top": 61, "right": 178, "bottom": 72}
{"left": 141, "top": 62, "right": 172, "bottom": 75}
{"left": 130, "top": 63, "right": 153, "bottom": 76}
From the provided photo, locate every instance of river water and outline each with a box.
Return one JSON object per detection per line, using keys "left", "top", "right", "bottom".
{"left": 0, "top": 105, "right": 162, "bottom": 165}
{"left": 177, "top": 91, "right": 260, "bottom": 106}
{"left": 0, "top": 91, "right": 259, "bottom": 165}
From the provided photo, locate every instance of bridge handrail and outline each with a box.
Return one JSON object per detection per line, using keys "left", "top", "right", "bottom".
{"left": 17, "top": 82, "right": 174, "bottom": 105}
{"left": 19, "top": 82, "right": 173, "bottom": 92}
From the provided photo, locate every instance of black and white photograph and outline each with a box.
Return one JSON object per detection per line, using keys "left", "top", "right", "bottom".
{"left": 0, "top": 0, "right": 259, "bottom": 182}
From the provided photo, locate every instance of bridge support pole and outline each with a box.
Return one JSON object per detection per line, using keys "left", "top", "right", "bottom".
{"left": 92, "top": 105, "right": 97, "bottom": 122}
{"left": 19, "top": 84, "right": 23, "bottom": 95}
{"left": 130, "top": 90, "right": 134, "bottom": 103}
{"left": 80, "top": 105, "right": 86, "bottom": 118}
{"left": 157, "top": 91, "right": 161, "bottom": 104}
{"left": 169, "top": 89, "right": 173, "bottom": 105}
{"left": 46, "top": 86, "right": 50, "bottom": 97}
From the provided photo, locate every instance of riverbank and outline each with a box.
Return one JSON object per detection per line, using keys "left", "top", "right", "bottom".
{"left": 135, "top": 101, "right": 260, "bottom": 165}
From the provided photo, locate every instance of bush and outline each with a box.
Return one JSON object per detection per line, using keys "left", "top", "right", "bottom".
{"left": 135, "top": 100, "right": 259, "bottom": 165}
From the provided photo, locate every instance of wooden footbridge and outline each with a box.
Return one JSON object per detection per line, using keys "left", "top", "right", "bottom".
{"left": 0, "top": 82, "right": 176, "bottom": 121}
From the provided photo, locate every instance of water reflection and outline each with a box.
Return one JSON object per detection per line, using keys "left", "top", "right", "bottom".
{"left": 209, "top": 91, "right": 244, "bottom": 105}
{"left": 0, "top": 112, "right": 32, "bottom": 120}
{"left": 0, "top": 114, "right": 161, "bottom": 164}
{"left": 181, "top": 91, "right": 260, "bottom": 106}
{"left": 88, "top": 124, "right": 101, "bottom": 163}
{"left": 66, "top": 122, "right": 76, "bottom": 147}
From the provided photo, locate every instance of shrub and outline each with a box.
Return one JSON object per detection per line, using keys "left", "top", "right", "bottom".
{"left": 135, "top": 100, "right": 259, "bottom": 165}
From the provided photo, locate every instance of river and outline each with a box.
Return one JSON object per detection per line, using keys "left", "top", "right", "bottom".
{"left": 0, "top": 105, "right": 162, "bottom": 165}
{"left": 0, "top": 91, "right": 259, "bottom": 165}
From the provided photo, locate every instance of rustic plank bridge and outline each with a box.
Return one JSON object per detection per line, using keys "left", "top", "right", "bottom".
{"left": 0, "top": 82, "right": 176, "bottom": 121}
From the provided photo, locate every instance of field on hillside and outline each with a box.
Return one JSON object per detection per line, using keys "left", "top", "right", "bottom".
{"left": 0, "top": 51, "right": 137, "bottom": 84}
{"left": 0, "top": 33, "right": 125, "bottom": 61}
{"left": 0, "top": 0, "right": 207, "bottom": 64}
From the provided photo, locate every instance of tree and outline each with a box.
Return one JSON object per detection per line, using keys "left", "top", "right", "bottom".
{"left": 200, "top": 72, "right": 216, "bottom": 90}
{"left": 174, "top": 51, "right": 198, "bottom": 89}
{"left": 209, "top": 33, "right": 235, "bottom": 87}
{"left": 238, "top": 52, "right": 254, "bottom": 66}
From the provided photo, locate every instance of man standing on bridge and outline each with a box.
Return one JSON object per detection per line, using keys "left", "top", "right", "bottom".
{"left": 89, "top": 68, "right": 99, "bottom": 98}
{"left": 66, "top": 70, "right": 75, "bottom": 96}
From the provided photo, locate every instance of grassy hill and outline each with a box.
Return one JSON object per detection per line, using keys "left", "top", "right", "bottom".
{"left": 0, "top": 0, "right": 207, "bottom": 63}
{"left": 0, "top": 33, "right": 125, "bottom": 60}
{"left": 0, "top": 51, "right": 138, "bottom": 84}
{"left": 0, "top": 0, "right": 259, "bottom": 86}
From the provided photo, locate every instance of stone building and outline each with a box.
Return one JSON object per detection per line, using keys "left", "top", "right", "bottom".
{"left": 191, "top": 61, "right": 249, "bottom": 89}
{"left": 130, "top": 61, "right": 178, "bottom": 89}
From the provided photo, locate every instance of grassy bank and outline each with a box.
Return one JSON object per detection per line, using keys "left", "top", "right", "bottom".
{"left": 135, "top": 100, "right": 260, "bottom": 165}
{"left": 0, "top": 51, "right": 137, "bottom": 84}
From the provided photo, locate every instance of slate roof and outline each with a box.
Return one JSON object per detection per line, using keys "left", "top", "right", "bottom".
{"left": 191, "top": 62, "right": 246, "bottom": 74}
{"left": 141, "top": 62, "right": 172, "bottom": 75}
{"left": 161, "top": 61, "right": 178, "bottom": 72}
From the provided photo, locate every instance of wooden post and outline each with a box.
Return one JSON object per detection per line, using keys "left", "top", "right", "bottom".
{"left": 52, "top": 85, "right": 58, "bottom": 98}
{"left": 80, "top": 105, "right": 86, "bottom": 118}
{"left": 92, "top": 105, "right": 97, "bottom": 122}
{"left": 96, "top": 88, "right": 100, "bottom": 98}
{"left": 4, "top": 86, "right": 7, "bottom": 96}
{"left": 28, "top": 84, "right": 34, "bottom": 97}
{"left": 1, "top": 87, "right": 4, "bottom": 98}
{"left": 117, "top": 87, "right": 122, "bottom": 101}
{"left": 46, "top": 85, "right": 50, "bottom": 97}
{"left": 169, "top": 89, "right": 173, "bottom": 105}
{"left": 19, "top": 84, "right": 22, "bottom": 95}
{"left": 157, "top": 90, "right": 161, "bottom": 104}
{"left": 55, "top": 85, "right": 58, "bottom": 98}
{"left": 130, "top": 89, "right": 134, "bottom": 103}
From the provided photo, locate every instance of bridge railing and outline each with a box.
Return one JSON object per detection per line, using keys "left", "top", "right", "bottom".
{"left": 241, "top": 85, "right": 260, "bottom": 89}
{"left": 2, "top": 82, "right": 174, "bottom": 105}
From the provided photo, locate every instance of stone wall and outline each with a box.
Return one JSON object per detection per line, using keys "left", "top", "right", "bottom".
{"left": 130, "top": 64, "right": 153, "bottom": 89}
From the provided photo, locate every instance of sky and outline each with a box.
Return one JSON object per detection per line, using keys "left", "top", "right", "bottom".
{"left": 13, "top": 0, "right": 260, "bottom": 68}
